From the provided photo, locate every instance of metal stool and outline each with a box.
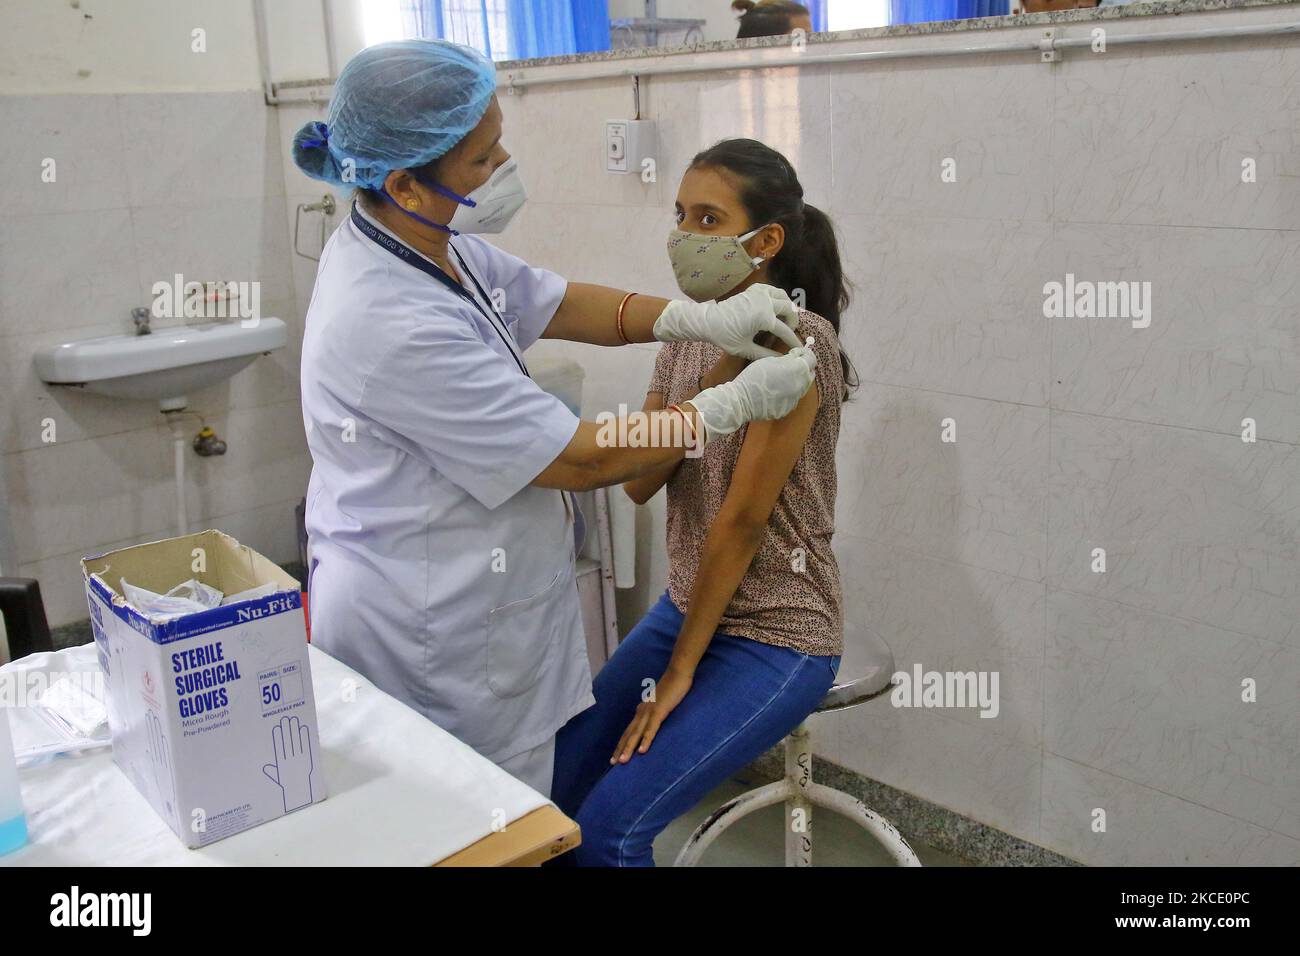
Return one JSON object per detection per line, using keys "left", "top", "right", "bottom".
{"left": 674, "top": 628, "right": 921, "bottom": 866}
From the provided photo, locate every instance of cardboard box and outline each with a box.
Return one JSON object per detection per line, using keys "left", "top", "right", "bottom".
{"left": 82, "top": 530, "right": 325, "bottom": 848}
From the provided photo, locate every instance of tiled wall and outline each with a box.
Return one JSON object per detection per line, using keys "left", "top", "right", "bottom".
{"left": 479, "top": 8, "right": 1300, "bottom": 864}
{"left": 0, "top": 91, "right": 310, "bottom": 628}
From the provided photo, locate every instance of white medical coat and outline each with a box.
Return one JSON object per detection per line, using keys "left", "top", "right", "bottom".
{"left": 300, "top": 203, "right": 593, "bottom": 764}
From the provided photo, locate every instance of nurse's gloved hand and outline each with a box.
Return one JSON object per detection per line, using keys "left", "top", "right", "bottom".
{"left": 686, "top": 344, "right": 817, "bottom": 444}
{"left": 653, "top": 284, "right": 802, "bottom": 360}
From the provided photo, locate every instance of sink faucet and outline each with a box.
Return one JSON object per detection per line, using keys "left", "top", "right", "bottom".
{"left": 132, "top": 306, "right": 152, "bottom": 336}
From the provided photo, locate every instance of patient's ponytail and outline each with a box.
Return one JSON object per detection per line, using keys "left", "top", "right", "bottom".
{"left": 689, "top": 138, "right": 859, "bottom": 398}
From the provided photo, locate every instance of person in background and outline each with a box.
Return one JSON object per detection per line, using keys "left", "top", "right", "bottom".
{"left": 732, "top": 0, "right": 813, "bottom": 38}
{"left": 550, "top": 138, "right": 857, "bottom": 866}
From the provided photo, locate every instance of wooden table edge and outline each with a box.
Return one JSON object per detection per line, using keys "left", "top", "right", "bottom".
{"left": 434, "top": 805, "right": 580, "bottom": 867}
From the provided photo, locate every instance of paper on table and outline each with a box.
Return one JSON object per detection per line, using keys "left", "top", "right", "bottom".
{"left": 35, "top": 674, "right": 108, "bottom": 739}
{"left": 6, "top": 650, "right": 112, "bottom": 767}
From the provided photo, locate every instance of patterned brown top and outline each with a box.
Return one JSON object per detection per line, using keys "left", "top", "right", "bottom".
{"left": 646, "top": 310, "right": 844, "bottom": 657}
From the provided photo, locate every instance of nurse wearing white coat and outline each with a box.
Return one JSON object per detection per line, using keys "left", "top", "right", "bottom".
{"left": 292, "top": 40, "right": 817, "bottom": 796}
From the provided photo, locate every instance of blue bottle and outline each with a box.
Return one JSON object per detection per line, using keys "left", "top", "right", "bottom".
{"left": 0, "top": 706, "right": 28, "bottom": 855}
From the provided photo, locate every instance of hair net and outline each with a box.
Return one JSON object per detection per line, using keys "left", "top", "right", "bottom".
{"left": 292, "top": 39, "right": 497, "bottom": 191}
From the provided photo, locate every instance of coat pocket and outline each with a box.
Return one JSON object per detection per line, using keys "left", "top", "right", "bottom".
{"left": 486, "top": 566, "right": 566, "bottom": 699}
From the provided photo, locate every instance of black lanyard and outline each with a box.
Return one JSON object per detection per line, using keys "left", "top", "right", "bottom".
{"left": 350, "top": 203, "right": 529, "bottom": 377}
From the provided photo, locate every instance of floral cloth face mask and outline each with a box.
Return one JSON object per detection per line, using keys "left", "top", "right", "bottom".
{"left": 667, "top": 224, "right": 768, "bottom": 302}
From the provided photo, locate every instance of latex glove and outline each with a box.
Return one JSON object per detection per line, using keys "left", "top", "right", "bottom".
{"left": 688, "top": 342, "right": 818, "bottom": 443}
{"left": 653, "top": 284, "right": 802, "bottom": 360}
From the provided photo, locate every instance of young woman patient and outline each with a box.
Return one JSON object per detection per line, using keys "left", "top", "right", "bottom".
{"left": 550, "top": 138, "right": 857, "bottom": 866}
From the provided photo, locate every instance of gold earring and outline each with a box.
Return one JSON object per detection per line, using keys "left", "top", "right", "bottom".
{"left": 405, "top": 200, "right": 419, "bottom": 210}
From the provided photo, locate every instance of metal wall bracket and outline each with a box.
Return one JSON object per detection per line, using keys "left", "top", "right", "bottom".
{"left": 1039, "top": 28, "right": 1060, "bottom": 63}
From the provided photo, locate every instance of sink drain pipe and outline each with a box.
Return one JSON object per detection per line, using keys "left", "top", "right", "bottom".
{"left": 167, "top": 413, "right": 188, "bottom": 537}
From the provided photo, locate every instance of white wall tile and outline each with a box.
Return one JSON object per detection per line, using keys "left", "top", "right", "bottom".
{"left": 836, "top": 213, "right": 1054, "bottom": 405}
{"left": 1041, "top": 754, "right": 1300, "bottom": 866}
{"left": 0, "top": 207, "right": 145, "bottom": 340}
{"left": 5, "top": 424, "right": 172, "bottom": 565}
{"left": 837, "top": 382, "right": 1049, "bottom": 581}
{"left": 117, "top": 91, "right": 284, "bottom": 206}
{"left": 129, "top": 194, "right": 295, "bottom": 312}
{"left": 1048, "top": 221, "right": 1300, "bottom": 443}
{"left": 830, "top": 53, "right": 1054, "bottom": 223}
{"left": 1047, "top": 411, "right": 1300, "bottom": 644}
{"left": 652, "top": 64, "right": 834, "bottom": 208}
{"left": 835, "top": 533, "right": 1046, "bottom": 748}
{"left": 1046, "top": 589, "right": 1300, "bottom": 839}
{"left": 0, "top": 94, "right": 131, "bottom": 214}
{"left": 497, "top": 198, "right": 680, "bottom": 297}
{"left": 1052, "top": 37, "right": 1300, "bottom": 231}
{"left": 820, "top": 696, "right": 1043, "bottom": 843}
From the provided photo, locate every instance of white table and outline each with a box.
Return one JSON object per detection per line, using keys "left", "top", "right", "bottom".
{"left": 1, "top": 643, "right": 575, "bottom": 866}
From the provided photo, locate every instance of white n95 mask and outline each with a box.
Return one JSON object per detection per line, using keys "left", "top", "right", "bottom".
{"left": 445, "top": 157, "right": 528, "bottom": 235}
{"left": 667, "top": 225, "right": 767, "bottom": 302}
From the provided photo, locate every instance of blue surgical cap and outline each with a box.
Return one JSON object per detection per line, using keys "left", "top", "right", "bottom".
{"left": 292, "top": 39, "right": 497, "bottom": 191}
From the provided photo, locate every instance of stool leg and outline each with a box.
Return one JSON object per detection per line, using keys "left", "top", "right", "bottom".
{"left": 674, "top": 780, "right": 792, "bottom": 866}
{"left": 805, "top": 782, "right": 922, "bottom": 866}
{"left": 784, "top": 722, "right": 812, "bottom": 867}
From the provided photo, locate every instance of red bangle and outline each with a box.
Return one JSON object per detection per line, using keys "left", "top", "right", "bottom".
{"left": 616, "top": 291, "right": 637, "bottom": 344}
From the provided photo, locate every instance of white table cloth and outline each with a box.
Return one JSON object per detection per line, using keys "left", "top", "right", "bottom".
{"left": 1, "top": 643, "right": 549, "bottom": 865}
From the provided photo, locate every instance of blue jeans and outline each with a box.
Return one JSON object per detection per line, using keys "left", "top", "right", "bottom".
{"left": 551, "top": 592, "right": 840, "bottom": 867}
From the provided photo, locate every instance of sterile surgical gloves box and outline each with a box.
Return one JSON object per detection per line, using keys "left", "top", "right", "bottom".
{"left": 81, "top": 530, "right": 325, "bottom": 848}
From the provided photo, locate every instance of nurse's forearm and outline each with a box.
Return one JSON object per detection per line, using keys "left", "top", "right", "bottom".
{"left": 623, "top": 392, "right": 676, "bottom": 504}
{"left": 542, "top": 283, "right": 670, "bottom": 346}
{"left": 531, "top": 407, "right": 703, "bottom": 492}
{"left": 623, "top": 354, "right": 750, "bottom": 503}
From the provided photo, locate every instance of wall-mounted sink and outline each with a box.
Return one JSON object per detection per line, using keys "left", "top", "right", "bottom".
{"left": 35, "top": 319, "right": 288, "bottom": 411}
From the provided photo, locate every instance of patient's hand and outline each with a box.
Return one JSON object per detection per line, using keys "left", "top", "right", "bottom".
{"left": 611, "top": 667, "right": 694, "bottom": 764}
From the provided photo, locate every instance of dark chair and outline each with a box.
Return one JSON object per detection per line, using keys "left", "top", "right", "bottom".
{"left": 0, "top": 578, "right": 54, "bottom": 660}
